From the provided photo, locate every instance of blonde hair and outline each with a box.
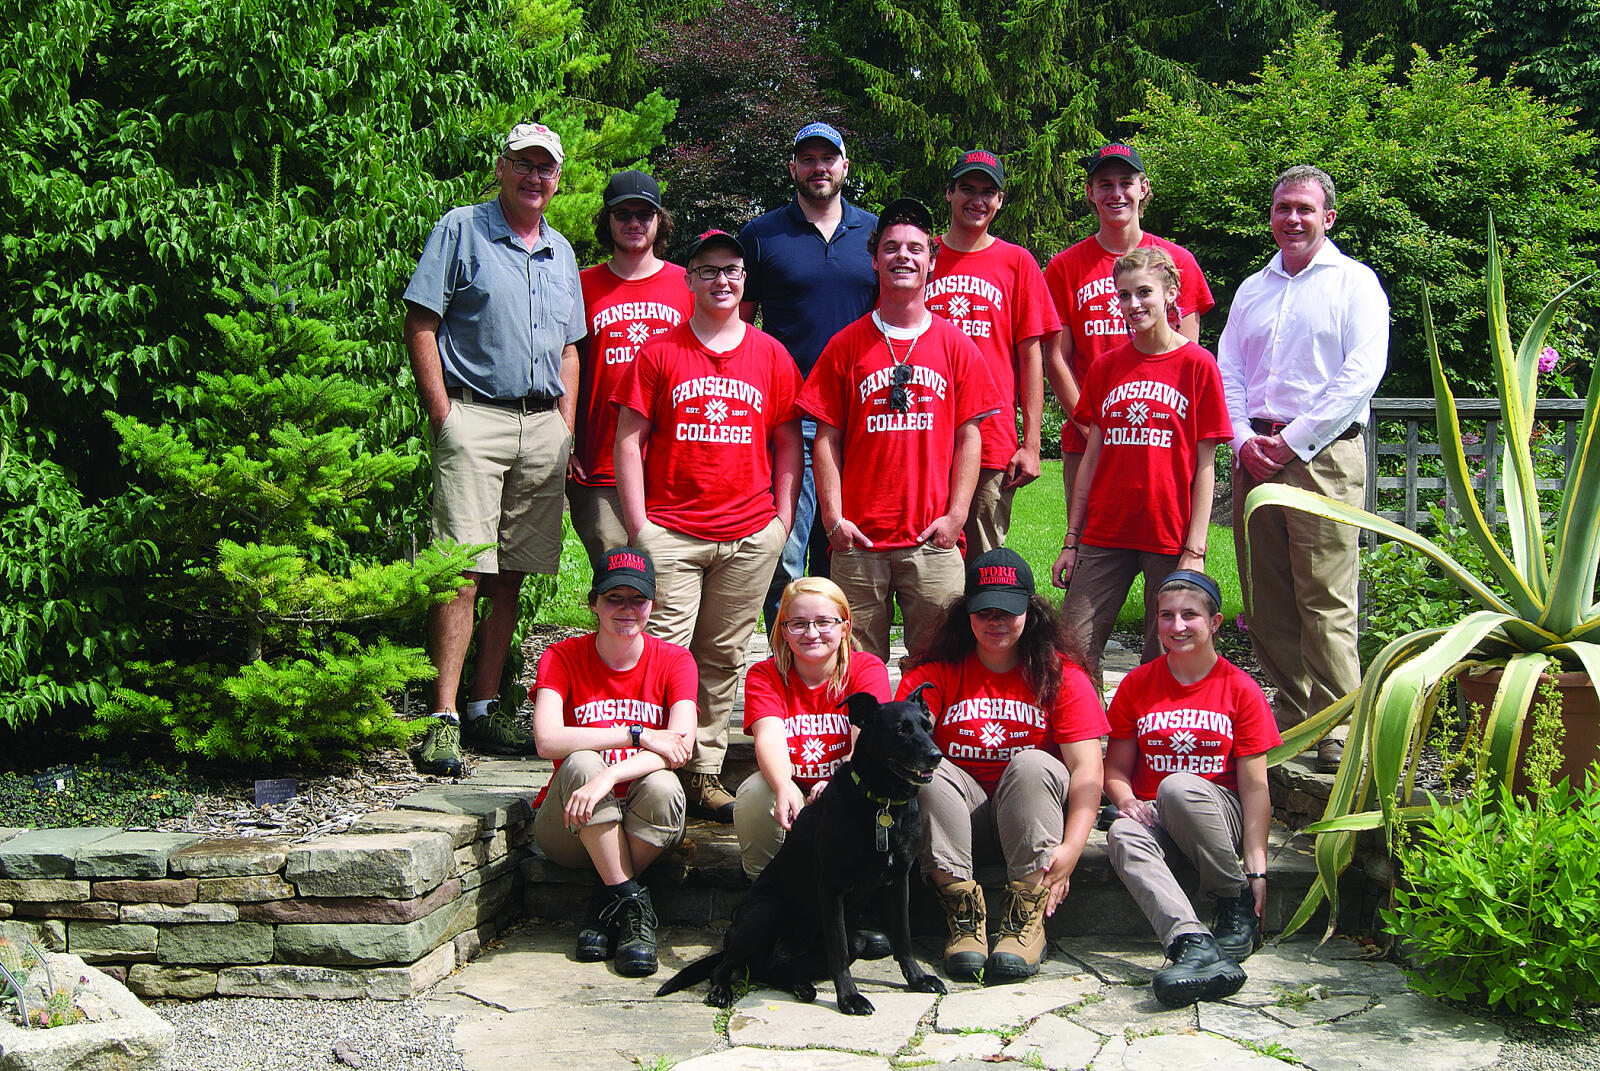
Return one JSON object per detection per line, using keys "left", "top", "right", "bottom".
{"left": 770, "top": 577, "right": 858, "bottom": 699}
{"left": 1112, "top": 246, "right": 1181, "bottom": 291}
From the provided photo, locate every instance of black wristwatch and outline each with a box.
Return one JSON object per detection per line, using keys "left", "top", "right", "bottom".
{"left": 628, "top": 724, "right": 644, "bottom": 748}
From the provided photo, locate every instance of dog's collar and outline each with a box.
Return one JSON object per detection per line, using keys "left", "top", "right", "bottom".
{"left": 849, "top": 769, "right": 915, "bottom": 807}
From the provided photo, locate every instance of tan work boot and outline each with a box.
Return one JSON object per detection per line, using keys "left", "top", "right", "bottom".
{"left": 986, "top": 880, "right": 1050, "bottom": 982}
{"left": 681, "top": 771, "right": 735, "bottom": 823}
{"left": 934, "top": 879, "right": 987, "bottom": 982}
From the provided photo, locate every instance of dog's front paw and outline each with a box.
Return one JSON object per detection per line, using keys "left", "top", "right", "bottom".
{"left": 837, "top": 991, "right": 876, "bottom": 1016}
{"left": 908, "top": 973, "right": 947, "bottom": 995}
{"left": 792, "top": 981, "right": 817, "bottom": 1003}
{"left": 705, "top": 983, "right": 733, "bottom": 1009}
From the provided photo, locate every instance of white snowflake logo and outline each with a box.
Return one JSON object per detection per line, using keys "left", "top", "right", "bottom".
{"left": 979, "top": 722, "right": 1007, "bottom": 749}
{"left": 1126, "top": 401, "right": 1151, "bottom": 427}
{"left": 801, "top": 738, "right": 828, "bottom": 765}
{"left": 948, "top": 294, "right": 971, "bottom": 319}
{"left": 626, "top": 321, "right": 650, "bottom": 346}
{"left": 704, "top": 398, "right": 729, "bottom": 424}
{"left": 1169, "top": 729, "right": 1198, "bottom": 755}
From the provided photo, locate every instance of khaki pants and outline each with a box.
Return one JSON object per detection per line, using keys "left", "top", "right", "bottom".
{"left": 532, "top": 751, "right": 686, "bottom": 868}
{"left": 430, "top": 401, "right": 569, "bottom": 574}
{"left": 832, "top": 542, "right": 964, "bottom": 662}
{"left": 567, "top": 480, "right": 629, "bottom": 574}
{"left": 733, "top": 773, "right": 787, "bottom": 880}
{"left": 638, "top": 516, "right": 786, "bottom": 774}
{"left": 1233, "top": 439, "right": 1363, "bottom": 730}
{"left": 1061, "top": 545, "right": 1178, "bottom": 689}
{"left": 919, "top": 749, "right": 1069, "bottom": 883}
{"left": 1105, "top": 773, "right": 1246, "bottom": 948}
{"left": 962, "top": 468, "right": 1016, "bottom": 556}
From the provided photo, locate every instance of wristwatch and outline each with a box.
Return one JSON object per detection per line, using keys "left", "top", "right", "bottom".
{"left": 628, "top": 724, "right": 644, "bottom": 748}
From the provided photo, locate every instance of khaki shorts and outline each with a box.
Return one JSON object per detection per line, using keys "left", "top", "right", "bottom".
{"left": 430, "top": 399, "right": 568, "bottom": 574}
{"left": 567, "top": 480, "right": 630, "bottom": 573}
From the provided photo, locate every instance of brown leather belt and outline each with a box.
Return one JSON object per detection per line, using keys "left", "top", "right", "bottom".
{"left": 449, "top": 386, "right": 557, "bottom": 413}
{"left": 1251, "top": 417, "right": 1360, "bottom": 441}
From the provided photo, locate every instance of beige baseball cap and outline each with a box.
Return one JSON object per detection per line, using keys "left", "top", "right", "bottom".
{"left": 505, "top": 122, "right": 564, "bottom": 165}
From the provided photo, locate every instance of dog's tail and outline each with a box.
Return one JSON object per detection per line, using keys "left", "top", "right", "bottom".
{"left": 654, "top": 951, "right": 723, "bottom": 997}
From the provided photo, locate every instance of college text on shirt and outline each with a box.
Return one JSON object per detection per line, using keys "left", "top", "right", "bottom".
{"left": 856, "top": 364, "right": 950, "bottom": 433}
{"left": 1100, "top": 380, "right": 1192, "bottom": 448}
{"left": 941, "top": 697, "right": 1048, "bottom": 761}
{"left": 1137, "top": 706, "right": 1235, "bottom": 776}
{"left": 573, "top": 697, "right": 668, "bottom": 766}
{"left": 925, "top": 274, "right": 1006, "bottom": 340}
{"left": 670, "top": 374, "right": 766, "bottom": 444}
{"left": 786, "top": 711, "right": 852, "bottom": 782}
{"left": 1074, "top": 275, "right": 1128, "bottom": 338}
{"left": 592, "top": 301, "right": 686, "bottom": 366}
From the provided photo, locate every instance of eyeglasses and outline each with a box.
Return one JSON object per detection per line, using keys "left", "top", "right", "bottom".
{"left": 690, "top": 264, "right": 747, "bottom": 281}
{"left": 889, "top": 362, "right": 914, "bottom": 413}
{"left": 503, "top": 157, "right": 560, "bottom": 180}
{"left": 783, "top": 616, "right": 845, "bottom": 635}
{"left": 611, "top": 206, "right": 658, "bottom": 223}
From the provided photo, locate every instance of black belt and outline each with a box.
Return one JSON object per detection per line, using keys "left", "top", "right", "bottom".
{"left": 449, "top": 386, "right": 557, "bottom": 413}
{"left": 1251, "top": 417, "right": 1360, "bottom": 441}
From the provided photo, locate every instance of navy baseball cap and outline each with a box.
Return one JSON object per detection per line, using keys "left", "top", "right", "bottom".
{"left": 949, "top": 149, "right": 1004, "bottom": 188}
{"left": 603, "top": 170, "right": 662, "bottom": 208}
{"left": 685, "top": 229, "right": 745, "bottom": 263}
{"left": 794, "top": 121, "right": 846, "bottom": 154}
{"left": 1082, "top": 142, "right": 1145, "bottom": 177}
{"left": 966, "top": 548, "right": 1034, "bottom": 615}
{"left": 595, "top": 547, "right": 656, "bottom": 599}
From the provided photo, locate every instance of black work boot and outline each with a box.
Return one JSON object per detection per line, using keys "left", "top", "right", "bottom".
{"left": 1210, "top": 890, "right": 1262, "bottom": 962}
{"left": 1151, "top": 932, "right": 1247, "bottom": 1008}
{"left": 575, "top": 888, "right": 615, "bottom": 962}
{"left": 606, "top": 880, "right": 660, "bottom": 977}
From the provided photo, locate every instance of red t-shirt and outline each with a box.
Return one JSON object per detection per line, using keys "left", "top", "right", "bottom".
{"left": 742, "top": 651, "right": 891, "bottom": 790}
{"left": 925, "top": 239, "right": 1061, "bottom": 470}
{"left": 799, "top": 313, "right": 1002, "bottom": 548}
{"left": 1072, "top": 340, "right": 1231, "bottom": 555}
{"left": 614, "top": 322, "right": 803, "bottom": 541}
{"left": 897, "top": 653, "right": 1109, "bottom": 795}
{"left": 1044, "top": 234, "right": 1214, "bottom": 453}
{"left": 573, "top": 262, "right": 693, "bottom": 487}
{"left": 1107, "top": 655, "right": 1281, "bottom": 799}
{"left": 531, "top": 633, "right": 699, "bottom": 806}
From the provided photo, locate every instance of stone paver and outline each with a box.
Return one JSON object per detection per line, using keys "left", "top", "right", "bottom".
{"left": 1123, "top": 1033, "right": 1289, "bottom": 1069}
{"left": 1003, "top": 1014, "right": 1105, "bottom": 1069}
{"left": 726, "top": 989, "right": 938, "bottom": 1054}
{"left": 935, "top": 974, "right": 1100, "bottom": 1031}
{"left": 899, "top": 1031, "right": 1004, "bottom": 1064}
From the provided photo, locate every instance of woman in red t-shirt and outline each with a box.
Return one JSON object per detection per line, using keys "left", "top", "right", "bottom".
{"left": 530, "top": 547, "right": 696, "bottom": 978}
{"left": 1104, "top": 570, "right": 1280, "bottom": 1008}
{"left": 1051, "top": 247, "right": 1232, "bottom": 689}
{"left": 898, "top": 548, "right": 1108, "bottom": 984}
{"left": 735, "top": 577, "right": 891, "bottom": 880}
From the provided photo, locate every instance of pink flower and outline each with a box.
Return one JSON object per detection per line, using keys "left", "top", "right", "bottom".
{"left": 1539, "top": 346, "right": 1559, "bottom": 373}
{"left": 1235, "top": 613, "right": 1249, "bottom": 633}
{"left": 1460, "top": 431, "right": 1481, "bottom": 446}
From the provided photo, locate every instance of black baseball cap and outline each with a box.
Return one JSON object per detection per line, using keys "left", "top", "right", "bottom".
{"left": 1082, "top": 142, "right": 1146, "bottom": 177}
{"left": 949, "top": 149, "right": 1004, "bottom": 188}
{"left": 1159, "top": 569, "right": 1222, "bottom": 612}
{"left": 594, "top": 547, "right": 656, "bottom": 599}
{"left": 603, "top": 170, "right": 662, "bottom": 208}
{"left": 966, "top": 548, "right": 1034, "bottom": 615}
{"left": 685, "top": 229, "right": 745, "bottom": 263}
{"left": 877, "top": 196, "right": 936, "bottom": 234}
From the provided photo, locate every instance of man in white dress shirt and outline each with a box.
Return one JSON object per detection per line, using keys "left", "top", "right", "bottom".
{"left": 1218, "top": 165, "right": 1389, "bottom": 772}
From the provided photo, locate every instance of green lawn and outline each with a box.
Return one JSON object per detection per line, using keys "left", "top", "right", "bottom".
{"left": 533, "top": 459, "right": 1244, "bottom": 631}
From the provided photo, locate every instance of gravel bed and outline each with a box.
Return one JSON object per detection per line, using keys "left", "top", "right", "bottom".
{"left": 1492, "top": 1007, "right": 1600, "bottom": 1070}
{"left": 155, "top": 996, "right": 466, "bottom": 1071}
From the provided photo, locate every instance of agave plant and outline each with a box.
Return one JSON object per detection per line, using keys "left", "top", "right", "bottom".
{"left": 1242, "top": 217, "right": 1600, "bottom": 937}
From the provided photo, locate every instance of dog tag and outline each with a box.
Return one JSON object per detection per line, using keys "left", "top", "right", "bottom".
{"left": 875, "top": 808, "right": 893, "bottom": 852}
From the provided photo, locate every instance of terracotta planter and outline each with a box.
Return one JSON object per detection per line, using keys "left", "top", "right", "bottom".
{"left": 1457, "top": 666, "right": 1600, "bottom": 796}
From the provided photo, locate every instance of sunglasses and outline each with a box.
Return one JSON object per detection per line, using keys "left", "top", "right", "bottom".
{"left": 611, "top": 206, "right": 658, "bottom": 223}
{"left": 889, "top": 362, "right": 914, "bottom": 413}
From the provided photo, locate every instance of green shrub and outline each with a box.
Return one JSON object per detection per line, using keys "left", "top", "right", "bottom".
{"left": 0, "top": 761, "right": 204, "bottom": 828}
{"left": 1358, "top": 506, "right": 1483, "bottom": 667}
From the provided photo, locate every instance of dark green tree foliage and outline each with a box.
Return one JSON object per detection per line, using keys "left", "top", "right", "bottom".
{"left": 1131, "top": 21, "right": 1600, "bottom": 394}
{"left": 95, "top": 234, "right": 481, "bottom": 764}
{"left": 1446, "top": 0, "right": 1600, "bottom": 142}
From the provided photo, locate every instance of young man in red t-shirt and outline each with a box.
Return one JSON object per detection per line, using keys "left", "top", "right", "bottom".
{"left": 1043, "top": 143, "right": 1215, "bottom": 507}
{"left": 569, "top": 171, "right": 694, "bottom": 571}
{"left": 801, "top": 198, "right": 1003, "bottom": 661}
{"left": 614, "top": 230, "right": 804, "bottom": 822}
{"left": 924, "top": 150, "right": 1059, "bottom": 555}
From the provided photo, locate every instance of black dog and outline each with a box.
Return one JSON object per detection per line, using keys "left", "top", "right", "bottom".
{"left": 656, "top": 685, "right": 948, "bottom": 1014}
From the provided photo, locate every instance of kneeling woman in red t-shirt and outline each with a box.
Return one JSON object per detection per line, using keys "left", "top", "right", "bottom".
{"left": 531, "top": 547, "right": 697, "bottom": 977}
{"left": 1104, "top": 570, "right": 1280, "bottom": 1008}
{"left": 899, "top": 548, "right": 1108, "bottom": 984}
{"left": 735, "top": 578, "right": 891, "bottom": 879}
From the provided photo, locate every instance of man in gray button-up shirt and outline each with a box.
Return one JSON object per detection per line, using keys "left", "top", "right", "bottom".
{"left": 402, "top": 121, "right": 584, "bottom": 776}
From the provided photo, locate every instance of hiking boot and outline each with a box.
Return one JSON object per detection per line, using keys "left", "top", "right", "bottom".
{"left": 1210, "top": 890, "right": 1262, "bottom": 962}
{"left": 985, "top": 880, "right": 1050, "bottom": 983}
{"left": 682, "top": 772, "right": 736, "bottom": 823}
{"left": 1316, "top": 738, "right": 1344, "bottom": 773}
{"left": 576, "top": 889, "right": 615, "bottom": 962}
{"left": 603, "top": 881, "right": 659, "bottom": 977}
{"left": 415, "top": 716, "right": 464, "bottom": 777}
{"left": 934, "top": 879, "right": 987, "bottom": 982}
{"left": 462, "top": 707, "right": 539, "bottom": 755}
{"left": 1151, "top": 932, "right": 1247, "bottom": 1008}
{"left": 851, "top": 929, "right": 892, "bottom": 960}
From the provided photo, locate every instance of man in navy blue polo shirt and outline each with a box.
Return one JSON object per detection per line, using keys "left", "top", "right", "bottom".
{"left": 738, "top": 122, "right": 879, "bottom": 625}
{"left": 403, "top": 121, "right": 584, "bottom": 777}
